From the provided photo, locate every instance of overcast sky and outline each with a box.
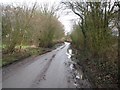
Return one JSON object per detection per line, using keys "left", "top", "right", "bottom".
{"left": 0, "top": 0, "right": 79, "bottom": 34}
{"left": 2, "top": 0, "right": 117, "bottom": 34}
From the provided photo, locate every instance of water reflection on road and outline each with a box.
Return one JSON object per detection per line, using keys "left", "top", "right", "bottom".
{"left": 64, "top": 42, "right": 91, "bottom": 88}
{"left": 66, "top": 45, "right": 73, "bottom": 59}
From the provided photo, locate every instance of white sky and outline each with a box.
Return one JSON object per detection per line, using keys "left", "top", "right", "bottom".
{"left": 1, "top": 0, "right": 119, "bottom": 34}
{"left": 0, "top": 0, "right": 79, "bottom": 34}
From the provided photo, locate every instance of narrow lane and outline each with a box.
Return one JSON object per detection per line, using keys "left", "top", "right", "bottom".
{"left": 2, "top": 43, "right": 70, "bottom": 88}
{"left": 32, "top": 43, "right": 69, "bottom": 88}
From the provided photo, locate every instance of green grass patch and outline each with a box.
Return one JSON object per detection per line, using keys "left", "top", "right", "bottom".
{"left": 15, "top": 45, "right": 31, "bottom": 49}
{"left": 2, "top": 43, "right": 63, "bottom": 67}
{"left": 2, "top": 47, "right": 44, "bottom": 67}
{"left": 2, "top": 52, "right": 30, "bottom": 67}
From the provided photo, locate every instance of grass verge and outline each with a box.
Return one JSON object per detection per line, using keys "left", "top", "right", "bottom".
{"left": 2, "top": 43, "right": 64, "bottom": 67}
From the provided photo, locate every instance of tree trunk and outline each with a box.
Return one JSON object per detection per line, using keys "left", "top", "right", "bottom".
{"left": 117, "top": 4, "right": 120, "bottom": 88}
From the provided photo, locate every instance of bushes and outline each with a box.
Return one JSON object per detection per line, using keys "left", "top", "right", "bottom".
{"left": 1, "top": 3, "right": 64, "bottom": 54}
{"left": 63, "top": 1, "right": 119, "bottom": 88}
{"left": 1, "top": 3, "right": 64, "bottom": 66}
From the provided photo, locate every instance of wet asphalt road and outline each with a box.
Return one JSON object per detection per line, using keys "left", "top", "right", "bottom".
{"left": 2, "top": 42, "right": 72, "bottom": 88}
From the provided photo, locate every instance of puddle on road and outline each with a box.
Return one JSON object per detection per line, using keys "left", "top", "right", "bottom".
{"left": 67, "top": 62, "right": 91, "bottom": 88}
{"left": 74, "top": 83, "right": 78, "bottom": 86}
{"left": 65, "top": 48, "right": 91, "bottom": 88}
{"left": 75, "top": 70, "right": 83, "bottom": 80}
{"left": 66, "top": 49, "right": 73, "bottom": 59}
{"left": 70, "top": 65, "right": 84, "bottom": 80}
{"left": 63, "top": 44, "right": 91, "bottom": 88}
{"left": 76, "top": 75, "right": 80, "bottom": 79}
{"left": 70, "top": 64, "right": 74, "bottom": 70}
